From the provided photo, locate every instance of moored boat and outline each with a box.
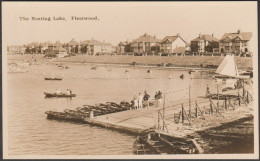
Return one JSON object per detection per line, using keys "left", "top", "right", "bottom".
{"left": 44, "top": 110, "right": 86, "bottom": 122}
{"left": 133, "top": 132, "right": 199, "bottom": 154}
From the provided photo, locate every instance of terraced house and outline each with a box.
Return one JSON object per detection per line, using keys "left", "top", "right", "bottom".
{"left": 219, "top": 30, "right": 252, "bottom": 55}
{"left": 130, "top": 33, "right": 161, "bottom": 53}
{"left": 190, "top": 34, "right": 219, "bottom": 54}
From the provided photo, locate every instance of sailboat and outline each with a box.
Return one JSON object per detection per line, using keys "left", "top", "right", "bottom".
{"left": 214, "top": 54, "right": 239, "bottom": 80}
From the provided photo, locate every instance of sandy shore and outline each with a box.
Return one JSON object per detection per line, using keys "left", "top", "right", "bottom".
{"left": 7, "top": 54, "right": 253, "bottom": 70}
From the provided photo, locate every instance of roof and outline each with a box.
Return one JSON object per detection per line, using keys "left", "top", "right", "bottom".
{"left": 191, "top": 34, "right": 219, "bottom": 42}
{"left": 133, "top": 33, "right": 160, "bottom": 43}
{"left": 118, "top": 41, "right": 128, "bottom": 46}
{"left": 52, "top": 41, "right": 63, "bottom": 47}
{"left": 160, "top": 34, "right": 186, "bottom": 44}
{"left": 27, "top": 42, "right": 40, "bottom": 47}
{"left": 172, "top": 47, "right": 186, "bottom": 54}
{"left": 67, "top": 39, "right": 79, "bottom": 46}
{"left": 220, "top": 32, "right": 252, "bottom": 41}
{"left": 81, "top": 39, "right": 102, "bottom": 45}
{"left": 54, "top": 46, "right": 66, "bottom": 52}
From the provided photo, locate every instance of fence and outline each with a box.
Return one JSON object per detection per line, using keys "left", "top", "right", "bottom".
{"left": 156, "top": 89, "right": 253, "bottom": 131}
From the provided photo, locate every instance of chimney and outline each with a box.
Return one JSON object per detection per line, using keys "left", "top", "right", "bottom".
{"left": 177, "top": 33, "right": 180, "bottom": 37}
{"left": 212, "top": 33, "right": 214, "bottom": 37}
{"left": 238, "top": 29, "right": 241, "bottom": 34}
{"left": 199, "top": 33, "right": 201, "bottom": 38}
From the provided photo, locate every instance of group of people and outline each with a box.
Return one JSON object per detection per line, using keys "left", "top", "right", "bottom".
{"left": 131, "top": 90, "right": 164, "bottom": 109}
{"left": 55, "top": 89, "right": 72, "bottom": 95}
{"left": 132, "top": 91, "right": 150, "bottom": 109}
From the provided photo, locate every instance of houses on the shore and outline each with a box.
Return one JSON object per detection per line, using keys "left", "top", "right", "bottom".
{"left": 7, "top": 29, "right": 253, "bottom": 57}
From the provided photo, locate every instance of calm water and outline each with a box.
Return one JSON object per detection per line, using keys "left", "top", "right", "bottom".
{"left": 7, "top": 62, "right": 218, "bottom": 155}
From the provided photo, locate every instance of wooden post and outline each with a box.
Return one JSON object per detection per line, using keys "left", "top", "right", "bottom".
{"left": 163, "top": 93, "right": 166, "bottom": 122}
{"left": 225, "top": 95, "right": 227, "bottom": 110}
{"left": 195, "top": 101, "right": 198, "bottom": 118}
{"left": 243, "top": 80, "right": 245, "bottom": 97}
{"left": 189, "top": 85, "right": 191, "bottom": 120}
{"left": 217, "top": 84, "right": 219, "bottom": 109}
{"left": 210, "top": 99, "right": 213, "bottom": 115}
{"left": 158, "top": 110, "right": 160, "bottom": 130}
{"left": 238, "top": 92, "right": 241, "bottom": 106}
{"left": 182, "top": 104, "right": 184, "bottom": 123}
{"left": 247, "top": 91, "right": 249, "bottom": 103}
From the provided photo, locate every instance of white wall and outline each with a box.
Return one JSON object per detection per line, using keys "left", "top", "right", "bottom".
{"left": 171, "top": 37, "right": 186, "bottom": 52}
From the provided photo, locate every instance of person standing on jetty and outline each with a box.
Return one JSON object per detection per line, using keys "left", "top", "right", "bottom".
{"left": 138, "top": 93, "right": 143, "bottom": 109}
{"left": 206, "top": 86, "right": 210, "bottom": 98}
{"left": 154, "top": 92, "right": 158, "bottom": 107}
{"left": 157, "top": 91, "right": 163, "bottom": 106}
{"left": 132, "top": 93, "right": 138, "bottom": 109}
{"left": 143, "top": 90, "right": 150, "bottom": 108}
{"left": 56, "top": 89, "right": 62, "bottom": 95}
{"left": 66, "top": 89, "right": 70, "bottom": 95}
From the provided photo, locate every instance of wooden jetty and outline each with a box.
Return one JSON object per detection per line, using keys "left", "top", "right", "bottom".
{"left": 83, "top": 88, "right": 254, "bottom": 138}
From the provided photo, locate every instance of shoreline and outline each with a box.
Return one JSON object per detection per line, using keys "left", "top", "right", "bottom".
{"left": 7, "top": 54, "right": 253, "bottom": 70}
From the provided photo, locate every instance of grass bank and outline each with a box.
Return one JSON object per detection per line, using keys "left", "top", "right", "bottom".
{"left": 7, "top": 54, "right": 253, "bottom": 69}
{"left": 59, "top": 55, "right": 253, "bottom": 69}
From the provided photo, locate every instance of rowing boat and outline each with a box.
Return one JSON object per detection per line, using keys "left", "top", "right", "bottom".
{"left": 44, "top": 92, "right": 76, "bottom": 98}
{"left": 44, "top": 77, "right": 63, "bottom": 80}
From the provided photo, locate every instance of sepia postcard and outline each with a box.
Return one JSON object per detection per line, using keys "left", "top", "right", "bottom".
{"left": 2, "top": 1, "right": 258, "bottom": 159}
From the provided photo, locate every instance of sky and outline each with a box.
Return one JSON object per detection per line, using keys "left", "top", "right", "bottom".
{"left": 2, "top": 2, "right": 258, "bottom": 53}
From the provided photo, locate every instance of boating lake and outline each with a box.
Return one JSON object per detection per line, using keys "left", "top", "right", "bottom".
{"left": 7, "top": 62, "right": 221, "bottom": 155}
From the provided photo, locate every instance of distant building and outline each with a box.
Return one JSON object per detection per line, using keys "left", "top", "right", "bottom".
{"left": 118, "top": 41, "right": 131, "bottom": 54}
{"left": 80, "top": 39, "right": 114, "bottom": 55}
{"left": 25, "top": 42, "right": 42, "bottom": 54}
{"left": 53, "top": 46, "right": 68, "bottom": 58}
{"left": 190, "top": 34, "right": 219, "bottom": 53}
{"left": 130, "top": 33, "right": 160, "bottom": 53}
{"left": 101, "top": 42, "right": 114, "bottom": 53}
{"left": 219, "top": 30, "right": 252, "bottom": 54}
{"left": 7, "top": 45, "right": 26, "bottom": 54}
{"left": 160, "top": 34, "right": 186, "bottom": 54}
{"left": 65, "top": 39, "right": 79, "bottom": 54}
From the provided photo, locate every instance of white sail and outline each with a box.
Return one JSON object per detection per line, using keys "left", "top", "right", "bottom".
{"left": 216, "top": 55, "right": 239, "bottom": 77}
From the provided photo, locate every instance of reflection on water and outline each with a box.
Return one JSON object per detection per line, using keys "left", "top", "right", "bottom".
{"left": 7, "top": 63, "right": 219, "bottom": 155}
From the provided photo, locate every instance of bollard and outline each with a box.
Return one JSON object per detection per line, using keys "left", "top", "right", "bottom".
{"left": 90, "top": 111, "right": 94, "bottom": 120}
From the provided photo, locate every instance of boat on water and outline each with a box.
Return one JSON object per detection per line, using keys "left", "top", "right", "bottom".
{"left": 44, "top": 77, "right": 63, "bottom": 80}
{"left": 214, "top": 54, "right": 241, "bottom": 80}
{"left": 44, "top": 92, "right": 76, "bottom": 98}
{"left": 147, "top": 69, "right": 152, "bottom": 73}
{"left": 45, "top": 110, "right": 87, "bottom": 122}
{"left": 188, "top": 69, "right": 197, "bottom": 74}
{"left": 91, "top": 66, "right": 97, "bottom": 70}
{"left": 133, "top": 132, "right": 199, "bottom": 154}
